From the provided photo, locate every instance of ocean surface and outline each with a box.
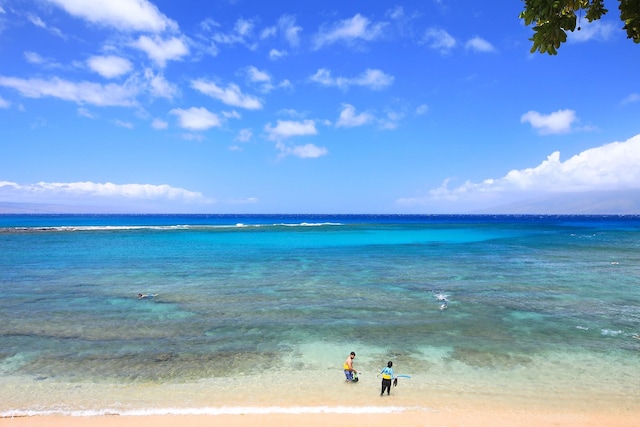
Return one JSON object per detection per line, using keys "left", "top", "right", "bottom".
{"left": 1, "top": 214, "right": 639, "bottom": 417}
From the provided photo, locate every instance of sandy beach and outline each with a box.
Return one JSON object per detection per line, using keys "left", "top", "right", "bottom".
{"left": 2, "top": 407, "right": 639, "bottom": 427}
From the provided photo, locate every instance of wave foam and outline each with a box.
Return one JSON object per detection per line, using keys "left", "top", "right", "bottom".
{"left": 1, "top": 405, "right": 421, "bottom": 418}
{"left": 2, "top": 222, "right": 344, "bottom": 233}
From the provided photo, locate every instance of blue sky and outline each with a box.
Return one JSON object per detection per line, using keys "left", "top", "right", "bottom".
{"left": 0, "top": 0, "right": 639, "bottom": 214}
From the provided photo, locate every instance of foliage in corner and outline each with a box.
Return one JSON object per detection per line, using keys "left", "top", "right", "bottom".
{"left": 520, "top": 0, "right": 640, "bottom": 54}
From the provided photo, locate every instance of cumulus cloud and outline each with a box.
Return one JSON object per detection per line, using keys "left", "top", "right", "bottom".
{"left": 422, "top": 27, "right": 456, "bottom": 53}
{"left": 263, "top": 15, "right": 302, "bottom": 47}
{"left": 0, "top": 180, "right": 210, "bottom": 206}
{"left": 131, "top": 35, "right": 189, "bottom": 67}
{"left": 465, "top": 36, "right": 496, "bottom": 53}
{"left": 46, "top": 0, "right": 178, "bottom": 33}
{"left": 87, "top": 55, "right": 132, "bottom": 78}
{"left": 398, "top": 133, "right": 640, "bottom": 209}
{"left": 296, "top": 144, "right": 327, "bottom": 158}
{"left": 336, "top": 104, "right": 374, "bottom": 127}
{"left": 521, "top": 109, "right": 577, "bottom": 135}
{"left": 151, "top": 118, "right": 168, "bottom": 129}
{"left": 264, "top": 119, "right": 325, "bottom": 159}
{"left": 144, "top": 68, "right": 177, "bottom": 99}
{"left": 264, "top": 119, "right": 317, "bottom": 141}
{"left": 277, "top": 143, "right": 328, "bottom": 159}
{"left": 191, "top": 79, "right": 262, "bottom": 109}
{"left": 0, "top": 76, "right": 138, "bottom": 106}
{"left": 313, "top": 13, "right": 386, "bottom": 49}
{"left": 269, "top": 49, "right": 287, "bottom": 60}
{"left": 310, "top": 68, "right": 393, "bottom": 90}
{"left": 245, "top": 66, "right": 281, "bottom": 93}
{"left": 170, "top": 107, "right": 222, "bottom": 131}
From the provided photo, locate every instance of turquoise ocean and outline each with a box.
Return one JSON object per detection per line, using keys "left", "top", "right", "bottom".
{"left": 1, "top": 214, "right": 639, "bottom": 416}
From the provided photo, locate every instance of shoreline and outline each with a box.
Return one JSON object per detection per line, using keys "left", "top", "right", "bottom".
{"left": 2, "top": 406, "right": 639, "bottom": 427}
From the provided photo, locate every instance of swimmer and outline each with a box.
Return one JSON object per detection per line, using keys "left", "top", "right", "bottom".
{"left": 435, "top": 293, "right": 449, "bottom": 302}
{"left": 137, "top": 293, "right": 158, "bottom": 299}
{"left": 439, "top": 303, "right": 448, "bottom": 310}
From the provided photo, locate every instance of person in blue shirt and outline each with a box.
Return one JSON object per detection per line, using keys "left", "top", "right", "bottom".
{"left": 379, "top": 361, "right": 394, "bottom": 396}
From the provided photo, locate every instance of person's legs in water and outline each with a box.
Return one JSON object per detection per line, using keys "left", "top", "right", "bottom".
{"left": 381, "top": 378, "right": 391, "bottom": 395}
{"left": 344, "top": 370, "right": 354, "bottom": 381}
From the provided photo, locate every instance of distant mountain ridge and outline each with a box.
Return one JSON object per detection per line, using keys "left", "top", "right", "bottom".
{"left": 473, "top": 190, "right": 640, "bottom": 215}
{"left": 2, "top": 190, "right": 640, "bottom": 215}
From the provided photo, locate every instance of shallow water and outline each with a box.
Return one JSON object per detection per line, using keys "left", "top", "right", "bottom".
{"left": 1, "top": 214, "right": 639, "bottom": 415}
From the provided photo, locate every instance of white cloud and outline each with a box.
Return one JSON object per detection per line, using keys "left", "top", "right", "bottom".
{"left": 465, "top": 36, "right": 496, "bottom": 53}
{"left": 387, "top": 5, "right": 404, "bottom": 20}
{"left": 275, "top": 141, "right": 328, "bottom": 159}
{"left": 246, "top": 66, "right": 273, "bottom": 93}
{"left": 24, "top": 51, "right": 46, "bottom": 64}
{"left": 0, "top": 96, "right": 10, "bottom": 109}
{"left": 46, "top": 0, "right": 177, "bottom": 33}
{"left": 264, "top": 119, "right": 317, "bottom": 141}
{"left": 399, "top": 133, "right": 640, "bottom": 209}
{"left": 336, "top": 104, "right": 374, "bottom": 128}
{"left": 310, "top": 68, "right": 393, "bottom": 90}
{"left": 235, "top": 128, "right": 253, "bottom": 142}
{"left": 247, "top": 66, "right": 270, "bottom": 83}
{"left": 278, "top": 14, "right": 302, "bottom": 47}
{"left": 260, "top": 26, "right": 277, "bottom": 39}
{"left": 521, "top": 109, "right": 577, "bottom": 135}
{"left": 234, "top": 18, "right": 253, "bottom": 37}
{"left": 378, "top": 109, "right": 403, "bottom": 130}
{"left": 0, "top": 180, "right": 209, "bottom": 204}
{"left": 170, "top": 107, "right": 222, "bottom": 131}
{"left": 24, "top": 51, "right": 61, "bottom": 68}
{"left": 0, "top": 76, "right": 138, "bottom": 107}
{"left": 87, "top": 55, "right": 132, "bottom": 78}
{"left": 269, "top": 49, "right": 287, "bottom": 60}
{"left": 313, "top": 14, "right": 386, "bottom": 49}
{"left": 289, "top": 143, "right": 328, "bottom": 158}
{"left": 27, "top": 13, "right": 46, "bottom": 28}
{"left": 27, "top": 13, "right": 65, "bottom": 38}
{"left": 144, "top": 68, "right": 177, "bottom": 99}
{"left": 569, "top": 20, "right": 616, "bottom": 43}
{"left": 221, "top": 110, "right": 240, "bottom": 120}
{"left": 131, "top": 35, "right": 189, "bottom": 67}
{"left": 422, "top": 28, "right": 456, "bottom": 53}
{"left": 245, "top": 66, "right": 290, "bottom": 93}
{"left": 151, "top": 118, "right": 168, "bottom": 129}
{"left": 191, "top": 79, "right": 262, "bottom": 109}
{"left": 209, "top": 18, "right": 256, "bottom": 48}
